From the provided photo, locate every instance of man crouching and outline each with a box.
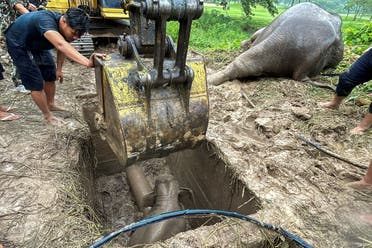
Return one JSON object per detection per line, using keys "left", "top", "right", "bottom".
{"left": 4, "top": 8, "right": 105, "bottom": 125}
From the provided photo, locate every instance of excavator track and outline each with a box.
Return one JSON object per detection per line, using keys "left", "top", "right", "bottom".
{"left": 71, "top": 35, "right": 94, "bottom": 57}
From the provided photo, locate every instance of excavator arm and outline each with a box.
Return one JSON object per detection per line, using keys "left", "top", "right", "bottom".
{"left": 93, "top": 0, "right": 208, "bottom": 167}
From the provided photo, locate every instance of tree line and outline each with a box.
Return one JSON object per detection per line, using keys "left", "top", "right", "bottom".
{"left": 210, "top": 0, "right": 372, "bottom": 20}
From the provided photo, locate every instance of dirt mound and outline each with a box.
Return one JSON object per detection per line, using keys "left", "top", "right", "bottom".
{"left": 207, "top": 78, "right": 371, "bottom": 247}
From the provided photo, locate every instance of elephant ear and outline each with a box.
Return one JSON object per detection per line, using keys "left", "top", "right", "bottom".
{"left": 240, "top": 27, "right": 267, "bottom": 50}
{"left": 249, "top": 27, "right": 266, "bottom": 46}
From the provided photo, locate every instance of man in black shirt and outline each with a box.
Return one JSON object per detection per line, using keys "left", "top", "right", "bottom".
{"left": 5, "top": 8, "right": 105, "bottom": 125}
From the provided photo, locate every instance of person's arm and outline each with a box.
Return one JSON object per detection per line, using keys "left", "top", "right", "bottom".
{"left": 27, "top": 3, "right": 37, "bottom": 11}
{"left": 56, "top": 49, "right": 66, "bottom": 69}
{"left": 44, "top": 30, "right": 93, "bottom": 67}
{"left": 13, "top": 2, "right": 30, "bottom": 14}
{"left": 56, "top": 50, "right": 66, "bottom": 83}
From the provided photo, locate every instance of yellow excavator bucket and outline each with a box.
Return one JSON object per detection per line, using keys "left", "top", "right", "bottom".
{"left": 92, "top": 0, "right": 207, "bottom": 167}
{"left": 94, "top": 54, "right": 209, "bottom": 166}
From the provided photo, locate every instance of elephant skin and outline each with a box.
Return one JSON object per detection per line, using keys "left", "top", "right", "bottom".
{"left": 208, "top": 3, "right": 343, "bottom": 86}
{"left": 128, "top": 175, "right": 187, "bottom": 246}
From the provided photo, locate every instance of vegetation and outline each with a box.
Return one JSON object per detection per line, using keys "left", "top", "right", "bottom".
{"left": 240, "top": 0, "right": 277, "bottom": 16}
{"left": 168, "top": 4, "right": 279, "bottom": 52}
{"left": 343, "top": 22, "right": 372, "bottom": 51}
{"left": 204, "top": 0, "right": 372, "bottom": 20}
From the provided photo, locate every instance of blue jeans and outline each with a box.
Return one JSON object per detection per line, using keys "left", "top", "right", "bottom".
{"left": 336, "top": 48, "right": 372, "bottom": 113}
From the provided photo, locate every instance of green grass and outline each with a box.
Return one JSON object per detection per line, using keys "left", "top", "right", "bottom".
{"left": 167, "top": 3, "right": 280, "bottom": 52}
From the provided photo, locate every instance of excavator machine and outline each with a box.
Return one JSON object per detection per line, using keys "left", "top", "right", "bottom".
{"left": 93, "top": 0, "right": 209, "bottom": 167}
{"left": 45, "top": 0, "right": 130, "bottom": 55}
{"left": 46, "top": 0, "right": 129, "bottom": 37}
{"left": 84, "top": 0, "right": 208, "bottom": 244}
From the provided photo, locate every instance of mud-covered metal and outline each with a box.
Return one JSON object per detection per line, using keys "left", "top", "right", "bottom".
{"left": 94, "top": 0, "right": 207, "bottom": 166}
{"left": 94, "top": 53, "right": 208, "bottom": 166}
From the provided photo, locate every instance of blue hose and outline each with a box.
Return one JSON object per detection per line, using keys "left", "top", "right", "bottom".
{"left": 89, "top": 209, "right": 313, "bottom": 248}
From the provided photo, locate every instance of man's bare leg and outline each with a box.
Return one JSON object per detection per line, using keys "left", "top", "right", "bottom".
{"left": 350, "top": 112, "right": 372, "bottom": 135}
{"left": 321, "top": 95, "right": 346, "bottom": 109}
{"left": 347, "top": 160, "right": 372, "bottom": 190}
{"left": 31, "top": 90, "right": 64, "bottom": 125}
{"left": 44, "top": 81, "right": 65, "bottom": 111}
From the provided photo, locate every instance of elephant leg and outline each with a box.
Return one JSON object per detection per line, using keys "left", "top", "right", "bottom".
{"left": 291, "top": 51, "right": 335, "bottom": 91}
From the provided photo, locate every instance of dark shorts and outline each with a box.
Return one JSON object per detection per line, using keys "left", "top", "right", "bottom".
{"left": 6, "top": 44, "right": 56, "bottom": 91}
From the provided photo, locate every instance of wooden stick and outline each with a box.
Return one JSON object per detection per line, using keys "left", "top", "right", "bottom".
{"left": 295, "top": 135, "right": 368, "bottom": 170}
{"left": 240, "top": 88, "right": 256, "bottom": 108}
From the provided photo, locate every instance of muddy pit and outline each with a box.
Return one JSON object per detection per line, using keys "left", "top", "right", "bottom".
{"left": 1, "top": 41, "right": 372, "bottom": 248}
{"left": 80, "top": 107, "right": 287, "bottom": 247}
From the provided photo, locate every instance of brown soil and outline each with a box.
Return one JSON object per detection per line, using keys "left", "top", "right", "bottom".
{"left": 0, "top": 42, "right": 371, "bottom": 248}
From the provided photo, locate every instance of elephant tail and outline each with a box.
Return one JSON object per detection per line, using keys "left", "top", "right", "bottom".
{"left": 308, "top": 80, "right": 336, "bottom": 92}
{"left": 320, "top": 72, "right": 340, "bottom": 77}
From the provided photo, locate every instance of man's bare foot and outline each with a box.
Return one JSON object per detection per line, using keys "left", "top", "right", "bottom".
{"left": 48, "top": 104, "right": 66, "bottom": 111}
{"left": 45, "top": 115, "right": 66, "bottom": 126}
{"left": 350, "top": 113, "right": 372, "bottom": 135}
{"left": 0, "top": 112, "right": 21, "bottom": 121}
{"left": 350, "top": 126, "right": 366, "bottom": 135}
{"left": 0, "top": 105, "right": 16, "bottom": 112}
{"left": 320, "top": 101, "right": 339, "bottom": 109}
{"left": 360, "top": 215, "right": 372, "bottom": 225}
{"left": 320, "top": 96, "right": 345, "bottom": 109}
{"left": 346, "top": 177, "right": 372, "bottom": 191}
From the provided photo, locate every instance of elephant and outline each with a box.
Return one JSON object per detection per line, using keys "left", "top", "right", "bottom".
{"left": 128, "top": 175, "right": 187, "bottom": 246}
{"left": 208, "top": 2, "right": 344, "bottom": 89}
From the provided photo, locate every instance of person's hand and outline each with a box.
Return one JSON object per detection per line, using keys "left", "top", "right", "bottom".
{"left": 57, "top": 70, "right": 64, "bottom": 83}
{"left": 93, "top": 53, "right": 107, "bottom": 60}
{"left": 28, "top": 3, "right": 37, "bottom": 11}
{"left": 88, "top": 53, "right": 107, "bottom": 67}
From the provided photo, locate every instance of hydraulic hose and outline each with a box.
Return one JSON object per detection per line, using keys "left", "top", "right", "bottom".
{"left": 89, "top": 209, "right": 314, "bottom": 248}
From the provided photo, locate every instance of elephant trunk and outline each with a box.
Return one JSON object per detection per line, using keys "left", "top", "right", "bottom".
{"left": 128, "top": 175, "right": 187, "bottom": 246}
